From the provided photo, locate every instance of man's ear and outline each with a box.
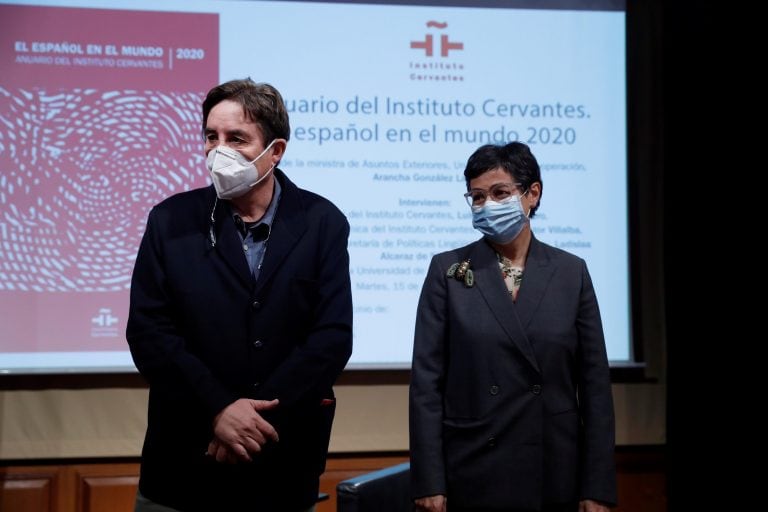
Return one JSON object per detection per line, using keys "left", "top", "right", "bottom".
{"left": 269, "top": 138, "right": 287, "bottom": 165}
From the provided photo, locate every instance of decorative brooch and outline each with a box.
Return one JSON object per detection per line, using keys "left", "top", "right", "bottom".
{"left": 446, "top": 259, "right": 474, "bottom": 287}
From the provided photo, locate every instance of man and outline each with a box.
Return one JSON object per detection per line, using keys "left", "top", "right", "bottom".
{"left": 127, "top": 79, "right": 352, "bottom": 511}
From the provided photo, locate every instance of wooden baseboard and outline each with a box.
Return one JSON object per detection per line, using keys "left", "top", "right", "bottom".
{"left": 1, "top": 447, "right": 665, "bottom": 512}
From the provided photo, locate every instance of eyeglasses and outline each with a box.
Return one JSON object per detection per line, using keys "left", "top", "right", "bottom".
{"left": 464, "top": 182, "right": 523, "bottom": 207}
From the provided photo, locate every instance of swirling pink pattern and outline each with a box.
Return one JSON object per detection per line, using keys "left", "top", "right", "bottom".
{"left": 0, "top": 87, "right": 209, "bottom": 292}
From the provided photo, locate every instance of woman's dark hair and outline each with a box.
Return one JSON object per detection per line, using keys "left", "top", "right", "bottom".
{"left": 463, "top": 141, "right": 542, "bottom": 217}
{"left": 202, "top": 78, "right": 290, "bottom": 144}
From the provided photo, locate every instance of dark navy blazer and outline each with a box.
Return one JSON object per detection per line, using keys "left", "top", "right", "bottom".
{"left": 127, "top": 169, "right": 352, "bottom": 511}
{"left": 410, "top": 237, "right": 616, "bottom": 510}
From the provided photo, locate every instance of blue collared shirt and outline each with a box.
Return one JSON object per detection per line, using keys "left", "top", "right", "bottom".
{"left": 232, "top": 179, "right": 282, "bottom": 281}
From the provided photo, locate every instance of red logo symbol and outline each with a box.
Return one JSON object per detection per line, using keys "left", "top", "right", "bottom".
{"left": 410, "top": 21, "right": 464, "bottom": 57}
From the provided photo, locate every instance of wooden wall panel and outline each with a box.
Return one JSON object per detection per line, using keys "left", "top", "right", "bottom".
{"left": 0, "top": 448, "right": 666, "bottom": 512}
{"left": 0, "top": 466, "right": 60, "bottom": 512}
{"left": 70, "top": 464, "right": 139, "bottom": 512}
{"left": 615, "top": 449, "right": 667, "bottom": 512}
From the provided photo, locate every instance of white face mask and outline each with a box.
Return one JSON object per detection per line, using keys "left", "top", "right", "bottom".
{"left": 206, "top": 140, "right": 276, "bottom": 199}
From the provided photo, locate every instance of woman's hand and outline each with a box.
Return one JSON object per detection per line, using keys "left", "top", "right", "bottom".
{"left": 414, "top": 494, "right": 447, "bottom": 512}
{"left": 579, "top": 499, "right": 611, "bottom": 512}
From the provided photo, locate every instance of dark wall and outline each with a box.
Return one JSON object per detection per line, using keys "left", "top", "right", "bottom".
{"left": 661, "top": 2, "right": 724, "bottom": 510}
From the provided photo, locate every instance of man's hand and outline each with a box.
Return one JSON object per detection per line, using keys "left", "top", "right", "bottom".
{"left": 207, "top": 437, "right": 238, "bottom": 464}
{"left": 209, "top": 398, "right": 279, "bottom": 463}
{"left": 579, "top": 499, "right": 611, "bottom": 512}
{"left": 414, "top": 494, "right": 447, "bottom": 512}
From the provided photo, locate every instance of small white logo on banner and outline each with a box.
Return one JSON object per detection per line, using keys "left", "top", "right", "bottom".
{"left": 91, "top": 308, "right": 119, "bottom": 337}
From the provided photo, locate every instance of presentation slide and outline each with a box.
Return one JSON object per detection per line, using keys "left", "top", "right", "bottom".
{"left": 0, "top": 0, "right": 628, "bottom": 372}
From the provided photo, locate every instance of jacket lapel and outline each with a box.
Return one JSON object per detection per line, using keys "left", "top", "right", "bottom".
{"left": 253, "top": 170, "right": 307, "bottom": 296}
{"left": 514, "top": 236, "right": 556, "bottom": 331}
{"left": 207, "top": 171, "right": 308, "bottom": 292}
{"left": 471, "top": 240, "right": 541, "bottom": 374}
{"left": 210, "top": 194, "right": 254, "bottom": 288}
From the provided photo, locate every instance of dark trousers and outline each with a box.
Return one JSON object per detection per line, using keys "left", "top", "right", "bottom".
{"left": 135, "top": 491, "right": 316, "bottom": 512}
{"left": 450, "top": 504, "right": 578, "bottom": 512}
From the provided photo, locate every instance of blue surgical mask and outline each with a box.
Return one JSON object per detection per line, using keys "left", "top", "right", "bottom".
{"left": 471, "top": 195, "right": 528, "bottom": 244}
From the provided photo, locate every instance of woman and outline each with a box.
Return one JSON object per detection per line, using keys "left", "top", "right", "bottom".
{"left": 409, "top": 142, "right": 616, "bottom": 512}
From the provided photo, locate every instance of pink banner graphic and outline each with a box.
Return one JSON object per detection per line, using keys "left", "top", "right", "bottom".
{"left": 0, "top": 5, "right": 219, "bottom": 353}
{"left": 1, "top": 5, "right": 218, "bottom": 90}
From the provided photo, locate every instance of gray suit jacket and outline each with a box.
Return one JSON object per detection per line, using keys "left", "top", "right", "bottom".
{"left": 409, "top": 236, "right": 616, "bottom": 510}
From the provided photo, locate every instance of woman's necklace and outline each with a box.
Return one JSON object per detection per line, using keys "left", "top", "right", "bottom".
{"left": 497, "top": 252, "right": 524, "bottom": 300}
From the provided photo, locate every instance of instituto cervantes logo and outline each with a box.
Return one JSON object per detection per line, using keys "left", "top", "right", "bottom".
{"left": 409, "top": 21, "right": 465, "bottom": 82}
{"left": 91, "top": 307, "right": 119, "bottom": 337}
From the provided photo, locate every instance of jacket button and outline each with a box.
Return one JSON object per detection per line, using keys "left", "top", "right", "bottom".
{"left": 252, "top": 340, "right": 263, "bottom": 348}
{"left": 489, "top": 385, "right": 499, "bottom": 395}
{"left": 487, "top": 436, "right": 497, "bottom": 447}
{"left": 252, "top": 300, "right": 261, "bottom": 310}
{"left": 532, "top": 384, "right": 542, "bottom": 395}
{"left": 253, "top": 382, "right": 260, "bottom": 388}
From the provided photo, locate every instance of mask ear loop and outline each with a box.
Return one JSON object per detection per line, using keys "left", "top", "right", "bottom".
{"left": 519, "top": 188, "right": 532, "bottom": 218}
{"left": 208, "top": 197, "right": 218, "bottom": 247}
{"left": 246, "top": 139, "right": 278, "bottom": 188}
